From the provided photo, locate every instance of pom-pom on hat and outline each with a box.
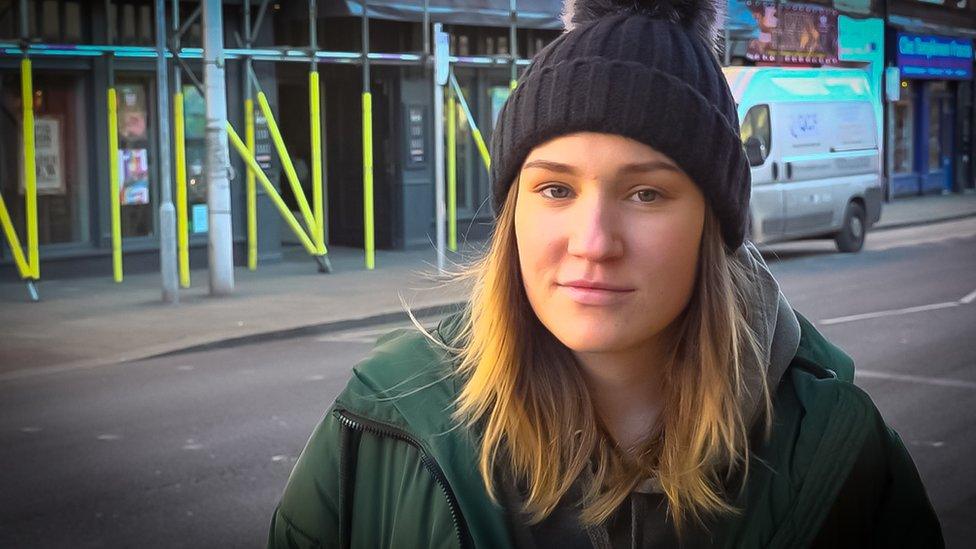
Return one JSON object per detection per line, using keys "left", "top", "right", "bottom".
{"left": 489, "top": 0, "right": 750, "bottom": 250}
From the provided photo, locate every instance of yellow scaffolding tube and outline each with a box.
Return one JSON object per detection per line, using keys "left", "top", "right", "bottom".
{"left": 174, "top": 91, "right": 190, "bottom": 287}
{"left": 107, "top": 88, "right": 123, "bottom": 282}
{"left": 254, "top": 91, "right": 317, "bottom": 235}
{"left": 0, "top": 195, "right": 30, "bottom": 279}
{"left": 309, "top": 70, "right": 326, "bottom": 255}
{"left": 447, "top": 91, "right": 457, "bottom": 252}
{"left": 21, "top": 58, "right": 38, "bottom": 279}
{"left": 245, "top": 98, "right": 258, "bottom": 270}
{"left": 448, "top": 72, "right": 490, "bottom": 171}
{"left": 226, "top": 121, "right": 319, "bottom": 256}
{"left": 362, "top": 92, "right": 375, "bottom": 270}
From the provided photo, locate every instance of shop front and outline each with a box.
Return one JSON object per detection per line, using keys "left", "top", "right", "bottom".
{"left": 889, "top": 31, "right": 974, "bottom": 197}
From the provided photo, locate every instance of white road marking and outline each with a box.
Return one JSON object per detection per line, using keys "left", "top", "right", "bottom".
{"left": 176, "top": 365, "right": 195, "bottom": 371}
{"left": 820, "top": 302, "right": 960, "bottom": 325}
{"left": 97, "top": 434, "right": 121, "bottom": 441}
{"left": 857, "top": 369, "right": 976, "bottom": 390}
{"left": 183, "top": 438, "right": 203, "bottom": 450}
{"left": 908, "top": 440, "right": 945, "bottom": 448}
{"left": 271, "top": 455, "right": 288, "bottom": 462}
{"left": 20, "top": 426, "right": 42, "bottom": 433}
{"left": 961, "top": 288, "right": 976, "bottom": 305}
{"left": 305, "top": 374, "right": 325, "bottom": 381}
{"left": 820, "top": 287, "right": 976, "bottom": 326}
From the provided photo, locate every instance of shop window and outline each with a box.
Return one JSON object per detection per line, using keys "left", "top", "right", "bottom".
{"left": 0, "top": 0, "right": 14, "bottom": 39}
{"left": 111, "top": 1, "right": 154, "bottom": 46}
{"left": 893, "top": 93, "right": 914, "bottom": 174}
{"left": 1, "top": 0, "right": 87, "bottom": 42}
{"left": 928, "top": 97, "right": 941, "bottom": 173}
{"left": 0, "top": 71, "right": 91, "bottom": 246}
{"left": 740, "top": 104, "right": 771, "bottom": 166}
{"left": 115, "top": 77, "right": 154, "bottom": 238}
{"left": 182, "top": 85, "right": 209, "bottom": 234}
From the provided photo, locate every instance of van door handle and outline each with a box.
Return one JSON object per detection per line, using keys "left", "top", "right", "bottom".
{"left": 771, "top": 162, "right": 778, "bottom": 180}
{"left": 785, "top": 162, "right": 793, "bottom": 180}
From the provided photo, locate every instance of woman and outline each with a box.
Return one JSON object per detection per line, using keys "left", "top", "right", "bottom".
{"left": 268, "top": 0, "right": 944, "bottom": 547}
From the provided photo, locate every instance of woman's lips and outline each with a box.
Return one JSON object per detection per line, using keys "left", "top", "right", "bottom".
{"left": 558, "top": 284, "right": 635, "bottom": 305}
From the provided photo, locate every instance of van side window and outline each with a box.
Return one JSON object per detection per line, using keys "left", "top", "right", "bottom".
{"left": 740, "top": 105, "right": 771, "bottom": 166}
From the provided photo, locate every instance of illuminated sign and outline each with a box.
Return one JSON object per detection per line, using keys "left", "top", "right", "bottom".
{"left": 896, "top": 32, "right": 973, "bottom": 80}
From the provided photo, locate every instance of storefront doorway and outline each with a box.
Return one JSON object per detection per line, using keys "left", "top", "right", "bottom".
{"left": 0, "top": 68, "right": 92, "bottom": 250}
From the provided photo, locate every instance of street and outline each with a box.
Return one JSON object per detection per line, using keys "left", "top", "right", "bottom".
{"left": 1, "top": 218, "right": 975, "bottom": 548}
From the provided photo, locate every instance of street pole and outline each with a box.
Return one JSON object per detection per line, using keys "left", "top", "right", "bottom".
{"left": 156, "top": 0, "right": 179, "bottom": 303}
{"left": 433, "top": 23, "right": 448, "bottom": 274}
{"left": 203, "top": 0, "right": 235, "bottom": 294}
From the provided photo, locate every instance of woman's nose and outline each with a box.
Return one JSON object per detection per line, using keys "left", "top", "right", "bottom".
{"left": 566, "top": 197, "right": 623, "bottom": 262}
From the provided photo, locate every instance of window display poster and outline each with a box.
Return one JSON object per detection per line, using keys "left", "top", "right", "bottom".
{"left": 119, "top": 148, "right": 151, "bottom": 206}
{"left": 118, "top": 85, "right": 148, "bottom": 141}
{"left": 19, "top": 116, "right": 66, "bottom": 195}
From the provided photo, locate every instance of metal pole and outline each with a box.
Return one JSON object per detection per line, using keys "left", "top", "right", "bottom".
{"left": 423, "top": 0, "right": 429, "bottom": 60}
{"left": 509, "top": 0, "right": 517, "bottom": 88}
{"left": 245, "top": 0, "right": 258, "bottom": 270}
{"left": 362, "top": 0, "right": 375, "bottom": 269}
{"left": 203, "top": 0, "right": 235, "bottom": 294}
{"left": 173, "top": 0, "right": 190, "bottom": 288}
{"left": 155, "top": 0, "right": 179, "bottom": 303}
{"left": 433, "top": 23, "right": 446, "bottom": 273}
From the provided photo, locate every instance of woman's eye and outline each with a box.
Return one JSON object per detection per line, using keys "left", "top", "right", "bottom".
{"left": 631, "top": 189, "right": 660, "bottom": 203}
{"left": 540, "top": 185, "right": 572, "bottom": 199}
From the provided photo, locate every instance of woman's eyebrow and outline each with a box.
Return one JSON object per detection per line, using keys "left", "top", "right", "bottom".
{"left": 522, "top": 159, "right": 579, "bottom": 174}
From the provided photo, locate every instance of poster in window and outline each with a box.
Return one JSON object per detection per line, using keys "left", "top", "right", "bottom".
{"left": 19, "top": 116, "right": 66, "bottom": 195}
{"left": 119, "top": 148, "right": 151, "bottom": 205}
{"left": 118, "top": 85, "right": 148, "bottom": 141}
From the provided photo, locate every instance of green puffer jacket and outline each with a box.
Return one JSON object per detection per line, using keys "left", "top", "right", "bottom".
{"left": 267, "top": 310, "right": 943, "bottom": 548}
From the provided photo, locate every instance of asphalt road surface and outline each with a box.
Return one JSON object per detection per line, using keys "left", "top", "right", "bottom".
{"left": 1, "top": 218, "right": 974, "bottom": 548}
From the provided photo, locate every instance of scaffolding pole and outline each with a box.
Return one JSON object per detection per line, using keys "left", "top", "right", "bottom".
{"left": 155, "top": 0, "right": 179, "bottom": 303}
{"left": 173, "top": 0, "right": 190, "bottom": 288}
{"left": 362, "top": 0, "right": 375, "bottom": 270}
{"left": 203, "top": 0, "right": 234, "bottom": 295}
{"left": 245, "top": 0, "right": 258, "bottom": 270}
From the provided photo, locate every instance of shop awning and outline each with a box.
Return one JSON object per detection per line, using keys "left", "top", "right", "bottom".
{"left": 323, "top": 0, "right": 760, "bottom": 35}
{"left": 326, "top": 0, "right": 566, "bottom": 29}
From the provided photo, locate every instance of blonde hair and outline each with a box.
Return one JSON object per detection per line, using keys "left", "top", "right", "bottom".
{"left": 441, "top": 182, "right": 772, "bottom": 533}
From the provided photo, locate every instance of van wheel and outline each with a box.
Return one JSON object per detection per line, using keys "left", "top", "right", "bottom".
{"left": 835, "top": 202, "right": 866, "bottom": 253}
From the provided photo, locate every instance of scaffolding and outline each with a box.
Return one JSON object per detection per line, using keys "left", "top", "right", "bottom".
{"left": 0, "top": 0, "right": 534, "bottom": 299}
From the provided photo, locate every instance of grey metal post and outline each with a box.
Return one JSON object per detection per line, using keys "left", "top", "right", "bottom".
{"left": 433, "top": 23, "right": 446, "bottom": 273}
{"left": 509, "top": 0, "right": 517, "bottom": 83}
{"left": 886, "top": 89, "right": 895, "bottom": 202}
{"left": 203, "top": 0, "right": 235, "bottom": 294}
{"left": 156, "top": 0, "right": 179, "bottom": 303}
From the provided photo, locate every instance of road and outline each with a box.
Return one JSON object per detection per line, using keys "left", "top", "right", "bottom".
{"left": 1, "top": 218, "right": 974, "bottom": 548}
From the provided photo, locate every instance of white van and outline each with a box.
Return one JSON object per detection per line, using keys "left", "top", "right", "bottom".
{"left": 723, "top": 67, "right": 883, "bottom": 252}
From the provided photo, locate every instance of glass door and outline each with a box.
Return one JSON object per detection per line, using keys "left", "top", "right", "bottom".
{"left": 1, "top": 69, "right": 91, "bottom": 247}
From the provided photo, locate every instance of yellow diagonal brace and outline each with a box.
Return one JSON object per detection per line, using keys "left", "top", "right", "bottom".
{"left": 225, "top": 121, "right": 318, "bottom": 256}
{"left": 0, "top": 194, "right": 30, "bottom": 279}
{"left": 254, "top": 91, "right": 316, "bottom": 235}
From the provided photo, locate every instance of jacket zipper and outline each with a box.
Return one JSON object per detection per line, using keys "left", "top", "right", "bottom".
{"left": 333, "top": 408, "right": 473, "bottom": 549}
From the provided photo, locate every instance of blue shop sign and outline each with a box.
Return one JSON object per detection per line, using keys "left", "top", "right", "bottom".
{"left": 896, "top": 32, "right": 973, "bottom": 80}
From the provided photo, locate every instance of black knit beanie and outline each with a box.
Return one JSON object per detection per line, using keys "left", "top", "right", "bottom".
{"left": 489, "top": 0, "right": 750, "bottom": 250}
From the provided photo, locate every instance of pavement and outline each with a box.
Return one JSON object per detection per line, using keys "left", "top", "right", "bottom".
{"left": 2, "top": 190, "right": 975, "bottom": 378}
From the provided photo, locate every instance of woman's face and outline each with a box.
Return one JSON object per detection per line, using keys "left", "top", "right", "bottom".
{"left": 514, "top": 132, "right": 705, "bottom": 356}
